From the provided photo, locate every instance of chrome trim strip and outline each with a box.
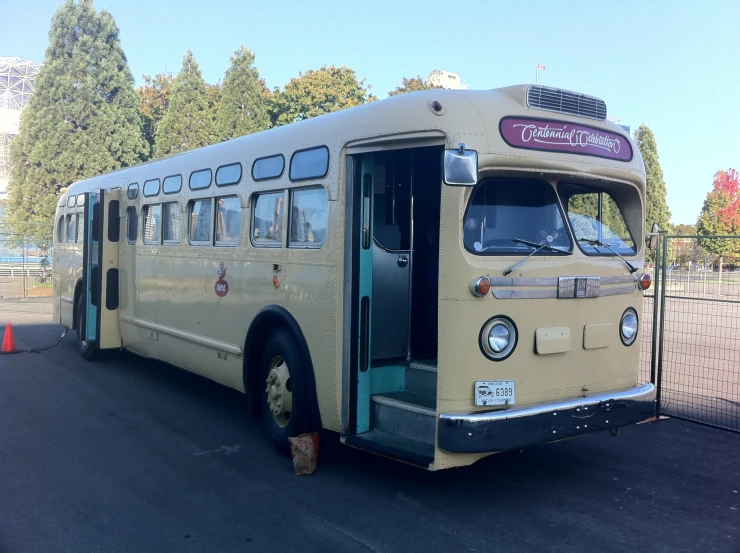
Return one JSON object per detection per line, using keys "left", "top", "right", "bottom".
{"left": 61, "top": 295, "right": 74, "bottom": 304}
{"left": 409, "top": 361, "right": 438, "bottom": 373}
{"left": 600, "top": 286, "right": 637, "bottom": 297}
{"left": 341, "top": 155, "right": 355, "bottom": 435}
{"left": 371, "top": 395, "right": 436, "bottom": 417}
{"left": 119, "top": 316, "right": 242, "bottom": 356}
{"left": 601, "top": 275, "right": 638, "bottom": 285}
{"left": 492, "top": 289, "right": 557, "bottom": 299}
{"left": 489, "top": 277, "right": 557, "bottom": 287}
{"left": 438, "top": 383, "right": 655, "bottom": 453}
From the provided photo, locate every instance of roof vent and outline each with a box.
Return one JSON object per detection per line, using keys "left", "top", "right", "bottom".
{"left": 527, "top": 86, "right": 607, "bottom": 121}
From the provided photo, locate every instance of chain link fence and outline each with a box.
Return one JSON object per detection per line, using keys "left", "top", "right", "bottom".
{"left": 0, "top": 233, "right": 54, "bottom": 314}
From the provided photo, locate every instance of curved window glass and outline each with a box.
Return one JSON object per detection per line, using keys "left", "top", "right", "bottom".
{"left": 127, "top": 183, "right": 139, "bottom": 199}
{"left": 216, "top": 163, "right": 241, "bottom": 186}
{"left": 289, "top": 188, "right": 327, "bottom": 248}
{"left": 252, "top": 155, "right": 285, "bottom": 181}
{"left": 163, "top": 175, "right": 182, "bottom": 194}
{"left": 143, "top": 179, "right": 160, "bottom": 197}
{"left": 560, "top": 183, "right": 636, "bottom": 255}
{"left": 189, "top": 169, "right": 212, "bottom": 190}
{"left": 463, "top": 178, "right": 571, "bottom": 255}
{"left": 67, "top": 196, "right": 76, "bottom": 208}
{"left": 290, "top": 146, "right": 329, "bottom": 181}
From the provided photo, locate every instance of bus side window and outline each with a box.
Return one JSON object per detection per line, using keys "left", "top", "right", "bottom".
{"left": 126, "top": 206, "right": 138, "bottom": 244}
{"left": 57, "top": 215, "right": 65, "bottom": 243}
{"left": 289, "top": 188, "right": 327, "bottom": 248}
{"left": 76, "top": 213, "right": 84, "bottom": 243}
{"left": 143, "top": 204, "right": 162, "bottom": 245}
{"left": 252, "top": 192, "right": 284, "bottom": 247}
{"left": 189, "top": 199, "right": 212, "bottom": 245}
{"left": 215, "top": 196, "right": 241, "bottom": 246}
{"left": 66, "top": 214, "right": 76, "bottom": 243}
{"left": 163, "top": 202, "right": 182, "bottom": 244}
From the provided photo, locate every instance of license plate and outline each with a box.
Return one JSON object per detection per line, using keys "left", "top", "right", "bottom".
{"left": 475, "top": 381, "right": 516, "bottom": 406}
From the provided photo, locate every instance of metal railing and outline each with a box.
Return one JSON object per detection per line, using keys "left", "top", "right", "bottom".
{"left": 0, "top": 233, "right": 54, "bottom": 313}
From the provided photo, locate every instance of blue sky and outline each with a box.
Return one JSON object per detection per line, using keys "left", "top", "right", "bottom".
{"left": 3, "top": 0, "right": 739, "bottom": 224}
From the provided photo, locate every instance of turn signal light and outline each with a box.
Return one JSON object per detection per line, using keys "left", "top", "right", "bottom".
{"left": 638, "top": 273, "right": 652, "bottom": 290}
{"left": 470, "top": 276, "right": 491, "bottom": 297}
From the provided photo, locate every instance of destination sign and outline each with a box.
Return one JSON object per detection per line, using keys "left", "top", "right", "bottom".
{"left": 499, "top": 116, "right": 633, "bottom": 162}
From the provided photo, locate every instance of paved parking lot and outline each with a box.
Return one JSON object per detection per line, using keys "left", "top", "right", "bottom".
{"left": 1, "top": 314, "right": 739, "bottom": 553}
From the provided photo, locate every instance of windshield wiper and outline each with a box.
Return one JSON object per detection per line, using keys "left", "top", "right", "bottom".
{"left": 503, "top": 238, "right": 571, "bottom": 276}
{"left": 579, "top": 238, "right": 638, "bottom": 273}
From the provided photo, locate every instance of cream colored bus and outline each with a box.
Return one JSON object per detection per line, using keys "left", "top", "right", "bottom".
{"left": 52, "top": 85, "right": 655, "bottom": 470}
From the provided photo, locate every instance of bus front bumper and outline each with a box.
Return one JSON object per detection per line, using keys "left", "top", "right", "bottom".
{"left": 437, "top": 383, "right": 656, "bottom": 453}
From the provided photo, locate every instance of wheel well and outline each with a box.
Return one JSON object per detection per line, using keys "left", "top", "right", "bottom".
{"left": 243, "top": 306, "right": 322, "bottom": 430}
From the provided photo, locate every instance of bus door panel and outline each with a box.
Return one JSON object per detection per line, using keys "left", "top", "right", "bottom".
{"left": 82, "top": 189, "right": 122, "bottom": 350}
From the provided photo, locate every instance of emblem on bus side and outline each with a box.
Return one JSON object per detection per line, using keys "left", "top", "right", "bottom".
{"left": 215, "top": 262, "right": 229, "bottom": 297}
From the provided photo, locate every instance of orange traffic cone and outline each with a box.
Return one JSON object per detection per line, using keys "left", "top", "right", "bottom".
{"left": 2, "top": 323, "right": 15, "bottom": 353}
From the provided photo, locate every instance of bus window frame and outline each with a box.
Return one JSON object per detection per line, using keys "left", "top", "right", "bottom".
{"left": 188, "top": 198, "right": 214, "bottom": 246}
{"left": 162, "top": 174, "right": 183, "bottom": 195}
{"left": 288, "top": 186, "right": 328, "bottom": 249}
{"left": 67, "top": 195, "right": 76, "bottom": 208}
{"left": 143, "top": 203, "right": 162, "bottom": 245}
{"left": 57, "top": 215, "right": 65, "bottom": 244}
{"left": 143, "top": 178, "right": 161, "bottom": 197}
{"left": 126, "top": 206, "right": 138, "bottom": 245}
{"left": 162, "top": 201, "right": 183, "bottom": 245}
{"left": 66, "top": 213, "right": 76, "bottom": 244}
{"left": 252, "top": 154, "right": 285, "bottom": 182}
{"left": 127, "top": 182, "right": 139, "bottom": 199}
{"left": 289, "top": 145, "right": 330, "bottom": 182}
{"left": 215, "top": 162, "right": 242, "bottom": 187}
{"left": 189, "top": 168, "right": 212, "bottom": 191}
{"left": 250, "top": 190, "right": 286, "bottom": 249}
{"left": 214, "top": 195, "right": 242, "bottom": 247}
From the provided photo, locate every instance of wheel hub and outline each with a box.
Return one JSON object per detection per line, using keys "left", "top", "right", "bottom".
{"left": 265, "top": 356, "right": 292, "bottom": 428}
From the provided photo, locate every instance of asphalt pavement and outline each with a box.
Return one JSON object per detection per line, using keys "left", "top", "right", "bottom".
{"left": 0, "top": 315, "right": 738, "bottom": 553}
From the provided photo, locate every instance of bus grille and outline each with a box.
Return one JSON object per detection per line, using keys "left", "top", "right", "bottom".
{"left": 527, "top": 86, "right": 607, "bottom": 121}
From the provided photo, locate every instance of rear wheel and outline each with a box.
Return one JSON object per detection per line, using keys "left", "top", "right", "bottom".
{"left": 259, "top": 329, "right": 314, "bottom": 454}
{"left": 75, "top": 296, "right": 98, "bottom": 361}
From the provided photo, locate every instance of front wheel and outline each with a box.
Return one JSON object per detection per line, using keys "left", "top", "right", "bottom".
{"left": 259, "top": 330, "right": 315, "bottom": 454}
{"left": 75, "top": 297, "right": 98, "bottom": 361}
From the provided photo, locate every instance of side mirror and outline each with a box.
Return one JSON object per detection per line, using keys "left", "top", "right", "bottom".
{"left": 648, "top": 222, "right": 659, "bottom": 250}
{"left": 444, "top": 144, "right": 478, "bottom": 186}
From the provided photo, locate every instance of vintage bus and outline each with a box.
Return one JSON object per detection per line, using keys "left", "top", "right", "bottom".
{"left": 52, "top": 84, "right": 655, "bottom": 470}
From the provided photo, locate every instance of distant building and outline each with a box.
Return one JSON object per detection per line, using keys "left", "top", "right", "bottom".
{"left": 0, "top": 57, "right": 43, "bottom": 210}
{"left": 427, "top": 69, "right": 468, "bottom": 90}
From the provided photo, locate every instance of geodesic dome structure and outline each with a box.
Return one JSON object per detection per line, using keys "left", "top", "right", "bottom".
{"left": 0, "top": 57, "right": 43, "bottom": 200}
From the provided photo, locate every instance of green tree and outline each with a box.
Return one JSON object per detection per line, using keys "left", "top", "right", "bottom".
{"left": 154, "top": 51, "right": 218, "bottom": 157}
{"left": 138, "top": 71, "right": 174, "bottom": 155}
{"left": 270, "top": 65, "right": 376, "bottom": 127}
{"left": 634, "top": 124, "right": 672, "bottom": 234}
{"left": 216, "top": 47, "right": 270, "bottom": 140}
{"left": 697, "top": 169, "right": 740, "bottom": 270}
{"left": 387, "top": 75, "right": 442, "bottom": 96}
{"left": 6, "top": 0, "right": 147, "bottom": 243}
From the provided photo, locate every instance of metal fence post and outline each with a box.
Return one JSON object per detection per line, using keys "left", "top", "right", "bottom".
{"left": 654, "top": 233, "right": 669, "bottom": 418}
{"left": 650, "top": 236, "right": 661, "bottom": 385}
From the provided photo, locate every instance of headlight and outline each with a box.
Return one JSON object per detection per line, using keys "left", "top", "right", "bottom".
{"left": 620, "top": 308, "right": 638, "bottom": 346}
{"left": 480, "top": 316, "right": 518, "bottom": 361}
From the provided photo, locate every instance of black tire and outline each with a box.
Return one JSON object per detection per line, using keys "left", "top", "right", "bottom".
{"left": 75, "top": 297, "right": 98, "bottom": 361}
{"left": 259, "top": 329, "right": 315, "bottom": 454}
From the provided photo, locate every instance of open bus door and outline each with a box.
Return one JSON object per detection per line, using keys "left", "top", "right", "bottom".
{"left": 81, "top": 188, "right": 122, "bottom": 352}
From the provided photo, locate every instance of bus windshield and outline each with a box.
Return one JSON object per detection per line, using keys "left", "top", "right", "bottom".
{"left": 560, "top": 183, "right": 636, "bottom": 256}
{"left": 463, "top": 178, "right": 572, "bottom": 254}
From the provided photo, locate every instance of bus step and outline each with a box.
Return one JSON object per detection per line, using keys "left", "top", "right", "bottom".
{"left": 371, "top": 391, "right": 435, "bottom": 445}
{"left": 406, "top": 360, "right": 437, "bottom": 398}
{"left": 343, "top": 429, "right": 434, "bottom": 468}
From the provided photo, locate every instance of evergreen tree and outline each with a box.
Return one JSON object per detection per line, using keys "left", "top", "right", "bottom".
{"left": 634, "top": 124, "right": 672, "bottom": 233}
{"left": 216, "top": 47, "right": 270, "bottom": 141}
{"left": 6, "top": 0, "right": 147, "bottom": 243}
{"left": 138, "top": 71, "right": 174, "bottom": 155}
{"left": 154, "top": 51, "right": 218, "bottom": 157}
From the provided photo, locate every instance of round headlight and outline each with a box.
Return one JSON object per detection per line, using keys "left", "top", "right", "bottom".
{"left": 620, "top": 308, "right": 638, "bottom": 346}
{"left": 480, "top": 316, "right": 518, "bottom": 361}
{"left": 488, "top": 323, "right": 510, "bottom": 352}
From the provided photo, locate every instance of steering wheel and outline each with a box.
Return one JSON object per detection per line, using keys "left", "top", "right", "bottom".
{"left": 537, "top": 228, "right": 566, "bottom": 247}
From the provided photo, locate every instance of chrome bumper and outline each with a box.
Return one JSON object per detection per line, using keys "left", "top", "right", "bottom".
{"left": 438, "top": 383, "right": 656, "bottom": 453}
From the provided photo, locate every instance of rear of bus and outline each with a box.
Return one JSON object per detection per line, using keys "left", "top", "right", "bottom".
{"left": 434, "top": 86, "right": 654, "bottom": 469}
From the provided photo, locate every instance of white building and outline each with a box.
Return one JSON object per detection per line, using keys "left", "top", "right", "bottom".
{"left": 427, "top": 69, "right": 468, "bottom": 90}
{"left": 0, "top": 57, "right": 43, "bottom": 204}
